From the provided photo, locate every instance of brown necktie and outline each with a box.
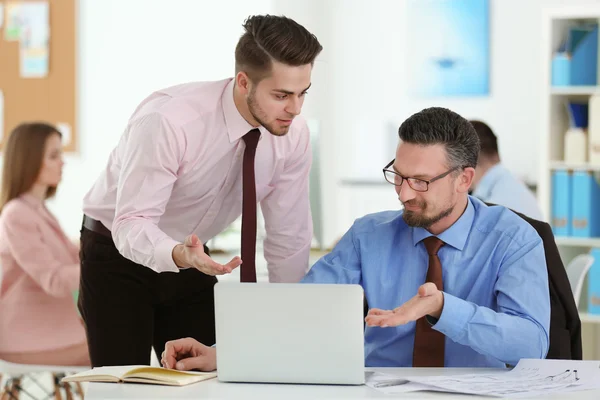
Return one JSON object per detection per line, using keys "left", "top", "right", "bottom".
{"left": 240, "top": 129, "right": 261, "bottom": 283}
{"left": 412, "top": 236, "right": 446, "bottom": 367}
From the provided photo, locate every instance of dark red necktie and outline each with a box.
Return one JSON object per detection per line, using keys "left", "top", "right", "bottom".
{"left": 412, "top": 236, "right": 446, "bottom": 367}
{"left": 240, "top": 129, "right": 261, "bottom": 283}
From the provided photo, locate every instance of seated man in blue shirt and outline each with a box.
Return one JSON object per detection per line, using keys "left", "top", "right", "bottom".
{"left": 469, "top": 120, "right": 544, "bottom": 220}
{"left": 160, "top": 107, "right": 550, "bottom": 372}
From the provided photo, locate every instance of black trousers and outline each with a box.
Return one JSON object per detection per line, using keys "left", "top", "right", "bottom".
{"left": 78, "top": 227, "right": 217, "bottom": 367}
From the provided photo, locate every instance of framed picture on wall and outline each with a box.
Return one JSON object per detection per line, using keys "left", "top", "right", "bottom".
{"left": 407, "top": 0, "right": 490, "bottom": 97}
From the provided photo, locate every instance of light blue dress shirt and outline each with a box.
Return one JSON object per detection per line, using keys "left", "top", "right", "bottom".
{"left": 302, "top": 196, "right": 550, "bottom": 368}
{"left": 473, "top": 163, "right": 544, "bottom": 221}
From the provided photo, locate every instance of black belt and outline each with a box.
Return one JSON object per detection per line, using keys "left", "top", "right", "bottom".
{"left": 82, "top": 214, "right": 211, "bottom": 256}
{"left": 82, "top": 215, "right": 112, "bottom": 238}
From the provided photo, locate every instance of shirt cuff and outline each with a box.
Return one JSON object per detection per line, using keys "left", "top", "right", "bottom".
{"left": 432, "top": 292, "right": 476, "bottom": 342}
{"left": 154, "top": 237, "right": 182, "bottom": 273}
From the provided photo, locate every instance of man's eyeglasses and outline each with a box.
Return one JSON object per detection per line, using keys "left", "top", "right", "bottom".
{"left": 382, "top": 159, "right": 461, "bottom": 192}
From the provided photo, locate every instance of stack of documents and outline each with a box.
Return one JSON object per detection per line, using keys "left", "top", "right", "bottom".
{"left": 366, "top": 359, "right": 600, "bottom": 398}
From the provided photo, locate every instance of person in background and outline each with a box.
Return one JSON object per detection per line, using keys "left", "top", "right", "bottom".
{"left": 470, "top": 120, "right": 544, "bottom": 220}
{"left": 159, "top": 108, "right": 550, "bottom": 371}
{"left": 0, "top": 122, "right": 89, "bottom": 366}
{"left": 79, "top": 14, "right": 323, "bottom": 368}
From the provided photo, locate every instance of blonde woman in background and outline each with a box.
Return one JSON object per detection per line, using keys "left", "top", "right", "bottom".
{"left": 0, "top": 122, "right": 88, "bottom": 366}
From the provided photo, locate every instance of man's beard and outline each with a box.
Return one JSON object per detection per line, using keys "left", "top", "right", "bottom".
{"left": 402, "top": 200, "right": 454, "bottom": 229}
{"left": 247, "top": 91, "right": 291, "bottom": 137}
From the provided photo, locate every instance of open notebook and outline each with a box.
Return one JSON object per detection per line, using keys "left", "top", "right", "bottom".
{"left": 62, "top": 365, "right": 216, "bottom": 386}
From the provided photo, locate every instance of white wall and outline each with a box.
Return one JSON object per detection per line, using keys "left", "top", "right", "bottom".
{"left": 42, "top": 0, "right": 600, "bottom": 246}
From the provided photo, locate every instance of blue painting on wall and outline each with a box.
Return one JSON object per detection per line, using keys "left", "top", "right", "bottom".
{"left": 407, "top": 0, "right": 490, "bottom": 97}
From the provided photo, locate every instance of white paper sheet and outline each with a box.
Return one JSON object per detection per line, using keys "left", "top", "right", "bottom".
{"left": 56, "top": 122, "right": 71, "bottom": 146}
{"left": 18, "top": 1, "right": 49, "bottom": 78}
{"left": 368, "top": 359, "right": 600, "bottom": 398}
{"left": 4, "top": 2, "right": 21, "bottom": 41}
{"left": 365, "top": 371, "right": 437, "bottom": 394}
{"left": 0, "top": 3, "right": 5, "bottom": 30}
{"left": 0, "top": 90, "right": 4, "bottom": 141}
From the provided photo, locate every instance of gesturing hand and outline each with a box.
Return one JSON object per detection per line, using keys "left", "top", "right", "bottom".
{"left": 172, "top": 234, "right": 241, "bottom": 275}
{"left": 365, "top": 283, "right": 444, "bottom": 327}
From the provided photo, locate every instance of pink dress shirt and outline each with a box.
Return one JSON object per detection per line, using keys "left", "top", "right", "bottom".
{"left": 0, "top": 194, "right": 86, "bottom": 353}
{"left": 83, "top": 78, "right": 313, "bottom": 282}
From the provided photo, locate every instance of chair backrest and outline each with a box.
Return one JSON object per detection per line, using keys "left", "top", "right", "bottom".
{"left": 565, "top": 254, "right": 595, "bottom": 309}
{"left": 499, "top": 206, "right": 582, "bottom": 360}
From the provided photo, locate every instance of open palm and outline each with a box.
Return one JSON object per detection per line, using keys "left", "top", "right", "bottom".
{"left": 365, "top": 282, "right": 444, "bottom": 327}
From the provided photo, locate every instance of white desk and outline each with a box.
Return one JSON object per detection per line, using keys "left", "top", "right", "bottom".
{"left": 85, "top": 367, "right": 600, "bottom": 399}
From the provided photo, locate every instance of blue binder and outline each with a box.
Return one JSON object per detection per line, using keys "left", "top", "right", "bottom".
{"left": 552, "top": 24, "right": 598, "bottom": 86}
{"left": 587, "top": 248, "right": 600, "bottom": 314}
{"left": 551, "top": 170, "right": 571, "bottom": 236}
{"left": 571, "top": 171, "right": 600, "bottom": 237}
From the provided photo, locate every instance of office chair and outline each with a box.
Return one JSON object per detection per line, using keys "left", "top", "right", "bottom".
{"left": 565, "top": 253, "right": 595, "bottom": 309}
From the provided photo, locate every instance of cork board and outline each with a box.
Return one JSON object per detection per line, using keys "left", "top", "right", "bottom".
{"left": 0, "top": 0, "right": 76, "bottom": 152}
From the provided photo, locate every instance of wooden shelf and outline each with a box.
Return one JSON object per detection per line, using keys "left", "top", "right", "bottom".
{"left": 550, "top": 86, "right": 600, "bottom": 96}
{"left": 555, "top": 237, "right": 600, "bottom": 247}
{"left": 549, "top": 161, "right": 600, "bottom": 171}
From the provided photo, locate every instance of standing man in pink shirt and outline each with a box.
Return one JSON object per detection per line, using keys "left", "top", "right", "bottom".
{"left": 79, "top": 15, "right": 322, "bottom": 367}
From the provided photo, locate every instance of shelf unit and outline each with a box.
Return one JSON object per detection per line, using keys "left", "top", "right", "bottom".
{"left": 555, "top": 237, "right": 600, "bottom": 248}
{"left": 539, "top": 6, "right": 600, "bottom": 221}
{"left": 540, "top": 6, "right": 600, "bottom": 357}
{"left": 540, "top": 6, "right": 600, "bottom": 253}
{"left": 549, "top": 161, "right": 600, "bottom": 171}
{"left": 580, "top": 313, "right": 600, "bottom": 324}
{"left": 550, "top": 86, "right": 600, "bottom": 96}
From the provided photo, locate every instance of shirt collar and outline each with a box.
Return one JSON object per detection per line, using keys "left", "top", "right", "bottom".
{"left": 473, "top": 163, "right": 504, "bottom": 199}
{"left": 411, "top": 197, "right": 475, "bottom": 251}
{"left": 221, "top": 78, "right": 259, "bottom": 143}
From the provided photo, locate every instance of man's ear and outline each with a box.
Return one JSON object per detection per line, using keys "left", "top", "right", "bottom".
{"left": 458, "top": 167, "right": 475, "bottom": 193}
{"left": 235, "top": 71, "right": 251, "bottom": 95}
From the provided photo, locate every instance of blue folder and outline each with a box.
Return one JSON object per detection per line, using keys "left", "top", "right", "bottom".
{"left": 552, "top": 24, "right": 598, "bottom": 86}
{"left": 571, "top": 171, "right": 600, "bottom": 238}
{"left": 551, "top": 170, "right": 571, "bottom": 237}
{"left": 588, "top": 248, "right": 600, "bottom": 314}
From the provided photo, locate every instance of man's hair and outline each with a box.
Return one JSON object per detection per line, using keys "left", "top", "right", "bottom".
{"left": 235, "top": 15, "right": 323, "bottom": 82}
{"left": 469, "top": 120, "right": 499, "bottom": 158}
{"left": 398, "top": 107, "right": 480, "bottom": 169}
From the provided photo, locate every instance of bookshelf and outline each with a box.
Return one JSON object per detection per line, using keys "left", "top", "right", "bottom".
{"left": 549, "top": 161, "right": 600, "bottom": 171}
{"left": 540, "top": 7, "right": 600, "bottom": 220}
{"left": 580, "top": 312, "right": 600, "bottom": 324}
{"left": 550, "top": 86, "right": 600, "bottom": 96}
{"left": 540, "top": 6, "right": 600, "bottom": 357}
{"left": 555, "top": 237, "right": 600, "bottom": 248}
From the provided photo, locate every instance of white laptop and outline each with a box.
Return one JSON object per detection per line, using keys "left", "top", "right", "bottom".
{"left": 214, "top": 282, "right": 365, "bottom": 385}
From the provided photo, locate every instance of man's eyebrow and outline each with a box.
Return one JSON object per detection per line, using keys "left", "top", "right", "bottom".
{"left": 411, "top": 174, "right": 430, "bottom": 180}
{"left": 273, "top": 83, "right": 312, "bottom": 95}
{"left": 392, "top": 165, "right": 429, "bottom": 180}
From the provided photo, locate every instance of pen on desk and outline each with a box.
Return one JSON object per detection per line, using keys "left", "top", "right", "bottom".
{"left": 374, "top": 379, "right": 409, "bottom": 388}
{"left": 574, "top": 370, "right": 579, "bottom": 381}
